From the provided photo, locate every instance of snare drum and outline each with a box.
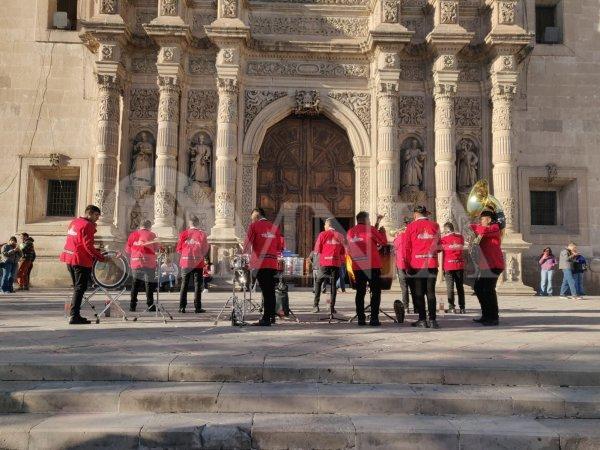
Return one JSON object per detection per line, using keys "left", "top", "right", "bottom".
{"left": 231, "top": 253, "right": 250, "bottom": 270}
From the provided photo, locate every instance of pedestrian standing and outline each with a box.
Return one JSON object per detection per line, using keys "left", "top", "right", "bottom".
{"left": 538, "top": 247, "right": 556, "bottom": 296}
{"left": 1, "top": 237, "right": 21, "bottom": 293}
{"left": 125, "top": 220, "right": 161, "bottom": 312}
{"left": 176, "top": 216, "right": 209, "bottom": 313}
{"left": 441, "top": 222, "right": 466, "bottom": 314}
{"left": 559, "top": 243, "right": 580, "bottom": 300}
{"left": 312, "top": 218, "right": 346, "bottom": 314}
{"left": 16, "top": 233, "right": 35, "bottom": 290}
{"left": 572, "top": 245, "right": 587, "bottom": 298}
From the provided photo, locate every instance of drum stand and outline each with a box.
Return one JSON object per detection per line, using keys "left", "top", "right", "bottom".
{"left": 214, "top": 267, "right": 257, "bottom": 326}
{"left": 320, "top": 272, "right": 346, "bottom": 323}
{"left": 274, "top": 272, "right": 299, "bottom": 323}
{"left": 132, "top": 260, "right": 174, "bottom": 324}
{"left": 73, "top": 285, "right": 129, "bottom": 324}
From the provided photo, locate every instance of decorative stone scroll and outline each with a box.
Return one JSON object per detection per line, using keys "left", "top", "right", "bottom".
{"left": 249, "top": 15, "right": 369, "bottom": 38}
{"left": 400, "top": 61, "right": 425, "bottom": 81}
{"left": 161, "top": 0, "right": 178, "bottom": 16}
{"left": 499, "top": 0, "right": 517, "bottom": 25}
{"left": 383, "top": 0, "right": 400, "bottom": 23}
{"left": 189, "top": 56, "right": 217, "bottom": 75}
{"left": 246, "top": 61, "right": 369, "bottom": 79}
{"left": 328, "top": 92, "right": 371, "bottom": 135}
{"left": 398, "top": 96, "right": 425, "bottom": 126}
{"left": 458, "top": 62, "right": 481, "bottom": 82}
{"left": 222, "top": 0, "right": 238, "bottom": 18}
{"left": 187, "top": 90, "right": 218, "bottom": 122}
{"left": 440, "top": 0, "right": 458, "bottom": 24}
{"left": 94, "top": 190, "right": 116, "bottom": 219}
{"left": 130, "top": 89, "right": 159, "bottom": 121}
{"left": 132, "top": 53, "right": 158, "bottom": 74}
{"left": 244, "top": 90, "right": 288, "bottom": 132}
{"left": 155, "top": 190, "right": 175, "bottom": 217}
{"left": 455, "top": 97, "right": 481, "bottom": 127}
{"left": 359, "top": 167, "right": 370, "bottom": 212}
{"left": 294, "top": 90, "right": 321, "bottom": 116}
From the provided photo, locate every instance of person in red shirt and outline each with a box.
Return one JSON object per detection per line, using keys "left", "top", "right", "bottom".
{"left": 125, "top": 220, "right": 161, "bottom": 312}
{"left": 243, "top": 208, "right": 284, "bottom": 326}
{"left": 60, "top": 205, "right": 105, "bottom": 325}
{"left": 176, "top": 216, "right": 209, "bottom": 313}
{"left": 393, "top": 219, "right": 412, "bottom": 313}
{"left": 312, "top": 218, "right": 346, "bottom": 314}
{"left": 470, "top": 210, "right": 505, "bottom": 326}
{"left": 441, "top": 222, "right": 466, "bottom": 314}
{"left": 402, "top": 205, "right": 441, "bottom": 329}
{"left": 346, "top": 211, "right": 387, "bottom": 326}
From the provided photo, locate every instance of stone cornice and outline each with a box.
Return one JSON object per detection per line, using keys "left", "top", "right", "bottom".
{"left": 205, "top": 19, "right": 252, "bottom": 47}
{"left": 143, "top": 23, "right": 193, "bottom": 46}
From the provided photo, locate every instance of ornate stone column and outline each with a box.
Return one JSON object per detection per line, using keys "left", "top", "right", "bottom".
{"left": 93, "top": 72, "right": 121, "bottom": 233}
{"left": 432, "top": 56, "right": 459, "bottom": 226}
{"left": 153, "top": 73, "right": 181, "bottom": 238}
{"left": 211, "top": 76, "right": 239, "bottom": 240}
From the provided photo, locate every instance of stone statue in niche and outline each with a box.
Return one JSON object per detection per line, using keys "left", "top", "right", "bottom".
{"left": 401, "top": 138, "right": 426, "bottom": 191}
{"left": 456, "top": 138, "right": 479, "bottom": 194}
{"left": 130, "top": 131, "right": 155, "bottom": 187}
{"left": 189, "top": 132, "right": 212, "bottom": 187}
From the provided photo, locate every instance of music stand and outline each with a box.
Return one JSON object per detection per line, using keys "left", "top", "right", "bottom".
{"left": 79, "top": 251, "right": 130, "bottom": 324}
{"left": 132, "top": 252, "right": 173, "bottom": 323}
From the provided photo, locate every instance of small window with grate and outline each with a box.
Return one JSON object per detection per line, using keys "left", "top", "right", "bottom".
{"left": 46, "top": 179, "right": 78, "bottom": 217}
{"left": 530, "top": 190, "right": 557, "bottom": 226}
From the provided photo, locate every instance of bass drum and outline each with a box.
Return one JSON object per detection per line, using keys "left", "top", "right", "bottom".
{"left": 92, "top": 251, "right": 129, "bottom": 289}
{"left": 379, "top": 244, "right": 395, "bottom": 291}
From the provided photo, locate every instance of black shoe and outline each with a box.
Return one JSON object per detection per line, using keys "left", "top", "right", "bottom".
{"left": 430, "top": 320, "right": 441, "bottom": 329}
{"left": 446, "top": 306, "right": 456, "bottom": 314}
{"left": 270, "top": 316, "right": 276, "bottom": 324}
{"left": 312, "top": 305, "right": 320, "bottom": 313}
{"left": 369, "top": 319, "right": 381, "bottom": 327}
{"left": 195, "top": 308, "right": 206, "bottom": 313}
{"left": 129, "top": 305, "right": 136, "bottom": 312}
{"left": 69, "top": 316, "right": 91, "bottom": 325}
{"left": 253, "top": 318, "right": 271, "bottom": 327}
{"left": 411, "top": 320, "right": 428, "bottom": 328}
{"left": 473, "top": 317, "right": 485, "bottom": 323}
{"left": 178, "top": 307, "right": 186, "bottom": 313}
{"left": 459, "top": 308, "right": 466, "bottom": 314}
{"left": 331, "top": 307, "right": 338, "bottom": 314}
{"left": 148, "top": 305, "right": 156, "bottom": 312}
{"left": 357, "top": 318, "right": 366, "bottom": 326}
{"left": 402, "top": 299, "right": 410, "bottom": 313}
{"left": 482, "top": 319, "right": 499, "bottom": 326}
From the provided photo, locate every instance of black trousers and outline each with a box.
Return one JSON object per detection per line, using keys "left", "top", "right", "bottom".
{"left": 444, "top": 270, "right": 465, "bottom": 309}
{"left": 68, "top": 265, "right": 91, "bottom": 318}
{"left": 474, "top": 269, "right": 502, "bottom": 321}
{"left": 396, "top": 268, "right": 411, "bottom": 308}
{"left": 130, "top": 268, "right": 156, "bottom": 307}
{"left": 179, "top": 268, "right": 203, "bottom": 310}
{"left": 256, "top": 268, "right": 277, "bottom": 321}
{"left": 354, "top": 268, "right": 382, "bottom": 322}
{"left": 411, "top": 269, "right": 438, "bottom": 321}
{"left": 314, "top": 266, "right": 340, "bottom": 307}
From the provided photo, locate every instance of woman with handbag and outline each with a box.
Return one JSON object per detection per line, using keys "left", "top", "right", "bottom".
{"left": 538, "top": 247, "right": 557, "bottom": 296}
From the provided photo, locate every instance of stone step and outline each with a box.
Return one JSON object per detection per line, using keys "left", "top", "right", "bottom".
{"left": 2, "top": 381, "right": 600, "bottom": 419}
{"left": 1, "top": 412, "right": 599, "bottom": 450}
{"left": 1, "top": 361, "right": 599, "bottom": 387}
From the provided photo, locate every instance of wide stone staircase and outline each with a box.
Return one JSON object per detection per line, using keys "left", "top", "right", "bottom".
{"left": 1, "top": 362, "right": 599, "bottom": 449}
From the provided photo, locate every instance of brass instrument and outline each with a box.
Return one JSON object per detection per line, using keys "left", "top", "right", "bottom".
{"left": 465, "top": 180, "right": 505, "bottom": 250}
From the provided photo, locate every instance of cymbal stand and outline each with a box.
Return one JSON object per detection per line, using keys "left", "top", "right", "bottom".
{"left": 214, "top": 267, "right": 255, "bottom": 326}
{"left": 320, "top": 271, "right": 346, "bottom": 323}
{"left": 77, "top": 285, "right": 129, "bottom": 324}
{"left": 133, "top": 255, "right": 173, "bottom": 323}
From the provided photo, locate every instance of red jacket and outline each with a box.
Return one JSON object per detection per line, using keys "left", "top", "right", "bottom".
{"left": 346, "top": 224, "right": 387, "bottom": 271}
{"left": 403, "top": 217, "right": 441, "bottom": 270}
{"left": 243, "top": 218, "right": 284, "bottom": 270}
{"left": 176, "top": 228, "right": 209, "bottom": 270}
{"left": 314, "top": 230, "right": 346, "bottom": 268}
{"left": 393, "top": 231, "right": 406, "bottom": 270}
{"left": 441, "top": 233, "right": 465, "bottom": 271}
{"left": 125, "top": 229, "right": 160, "bottom": 270}
{"left": 470, "top": 223, "right": 505, "bottom": 270}
{"left": 60, "top": 217, "right": 105, "bottom": 268}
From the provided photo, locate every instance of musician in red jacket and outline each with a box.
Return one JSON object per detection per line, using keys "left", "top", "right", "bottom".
{"left": 346, "top": 211, "right": 387, "bottom": 326}
{"left": 243, "top": 208, "right": 284, "bottom": 326}
{"left": 312, "top": 218, "right": 346, "bottom": 313}
{"left": 402, "top": 205, "right": 441, "bottom": 328}
{"left": 60, "top": 205, "right": 105, "bottom": 325}
{"left": 125, "top": 220, "right": 161, "bottom": 312}
{"left": 393, "top": 219, "right": 412, "bottom": 313}
{"left": 440, "top": 222, "right": 466, "bottom": 314}
{"left": 176, "top": 216, "right": 209, "bottom": 314}
{"left": 470, "top": 210, "right": 505, "bottom": 326}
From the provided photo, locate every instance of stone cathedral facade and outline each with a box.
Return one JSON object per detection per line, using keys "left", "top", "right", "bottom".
{"left": 2, "top": 0, "right": 599, "bottom": 291}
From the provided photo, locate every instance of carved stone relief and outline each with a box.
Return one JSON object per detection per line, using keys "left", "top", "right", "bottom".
{"left": 130, "top": 89, "right": 159, "bottom": 120}
{"left": 130, "top": 131, "right": 156, "bottom": 188}
{"left": 222, "top": 0, "right": 238, "bottom": 18}
{"left": 189, "top": 55, "right": 217, "bottom": 75}
{"left": 328, "top": 92, "right": 371, "bottom": 135}
{"left": 499, "top": 0, "right": 517, "bottom": 24}
{"left": 258, "top": 0, "right": 367, "bottom": 4}
{"left": 244, "top": 90, "right": 288, "bottom": 132}
{"left": 132, "top": 53, "right": 158, "bottom": 74}
{"left": 359, "top": 167, "right": 370, "bottom": 212}
{"left": 94, "top": 190, "right": 116, "bottom": 219}
{"left": 187, "top": 131, "right": 213, "bottom": 189}
{"left": 456, "top": 138, "right": 479, "bottom": 194}
{"left": 458, "top": 62, "right": 481, "bottom": 82}
{"left": 400, "top": 137, "right": 426, "bottom": 192}
{"left": 246, "top": 61, "right": 369, "bottom": 79}
{"left": 240, "top": 165, "right": 254, "bottom": 231}
{"left": 440, "top": 1, "right": 458, "bottom": 24}
{"left": 455, "top": 97, "right": 481, "bottom": 127}
{"left": 249, "top": 15, "right": 369, "bottom": 38}
{"left": 100, "top": 0, "right": 117, "bottom": 14}
{"left": 400, "top": 61, "right": 425, "bottom": 81}
{"left": 435, "top": 196, "right": 453, "bottom": 225}
{"left": 155, "top": 190, "right": 176, "bottom": 217}
{"left": 398, "top": 96, "right": 425, "bottom": 126}
{"left": 161, "top": 0, "right": 177, "bottom": 16}
{"left": 383, "top": 0, "right": 400, "bottom": 23}
{"left": 294, "top": 90, "right": 321, "bottom": 116}
{"left": 187, "top": 90, "right": 218, "bottom": 122}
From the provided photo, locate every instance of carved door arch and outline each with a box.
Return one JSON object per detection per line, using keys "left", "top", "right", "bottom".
{"left": 256, "top": 115, "right": 355, "bottom": 257}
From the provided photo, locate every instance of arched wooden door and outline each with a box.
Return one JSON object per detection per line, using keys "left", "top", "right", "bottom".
{"left": 256, "top": 116, "right": 355, "bottom": 257}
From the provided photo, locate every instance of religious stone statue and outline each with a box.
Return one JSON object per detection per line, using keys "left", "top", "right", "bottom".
{"left": 189, "top": 132, "right": 212, "bottom": 187}
{"left": 401, "top": 138, "right": 426, "bottom": 190}
{"left": 457, "top": 139, "right": 479, "bottom": 193}
{"left": 130, "top": 131, "right": 155, "bottom": 186}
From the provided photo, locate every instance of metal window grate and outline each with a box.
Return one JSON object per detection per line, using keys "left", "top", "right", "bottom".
{"left": 530, "top": 191, "right": 557, "bottom": 226}
{"left": 47, "top": 179, "right": 78, "bottom": 217}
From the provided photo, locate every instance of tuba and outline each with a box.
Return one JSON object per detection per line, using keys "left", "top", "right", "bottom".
{"left": 465, "top": 180, "right": 505, "bottom": 249}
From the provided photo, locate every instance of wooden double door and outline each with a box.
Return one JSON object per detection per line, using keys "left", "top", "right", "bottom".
{"left": 256, "top": 115, "right": 355, "bottom": 257}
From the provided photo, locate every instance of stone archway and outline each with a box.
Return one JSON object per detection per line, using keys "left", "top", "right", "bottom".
{"left": 255, "top": 115, "right": 355, "bottom": 256}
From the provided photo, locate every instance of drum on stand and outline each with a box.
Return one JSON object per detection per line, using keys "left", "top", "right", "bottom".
{"left": 92, "top": 251, "right": 129, "bottom": 290}
{"left": 379, "top": 244, "right": 395, "bottom": 291}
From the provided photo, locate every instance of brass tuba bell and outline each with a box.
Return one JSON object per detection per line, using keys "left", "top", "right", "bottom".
{"left": 466, "top": 180, "right": 506, "bottom": 230}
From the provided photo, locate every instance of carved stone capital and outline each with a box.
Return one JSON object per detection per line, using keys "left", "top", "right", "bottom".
{"left": 217, "top": 77, "right": 239, "bottom": 95}
{"left": 433, "top": 82, "right": 457, "bottom": 100}
{"left": 157, "top": 75, "right": 181, "bottom": 94}
{"left": 378, "top": 81, "right": 399, "bottom": 95}
{"left": 96, "top": 73, "right": 119, "bottom": 91}
{"left": 491, "top": 83, "right": 517, "bottom": 103}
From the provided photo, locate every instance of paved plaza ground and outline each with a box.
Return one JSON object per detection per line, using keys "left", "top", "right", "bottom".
{"left": 1, "top": 288, "right": 600, "bottom": 449}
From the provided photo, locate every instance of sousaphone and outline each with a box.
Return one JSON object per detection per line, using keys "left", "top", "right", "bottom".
{"left": 465, "top": 179, "right": 505, "bottom": 249}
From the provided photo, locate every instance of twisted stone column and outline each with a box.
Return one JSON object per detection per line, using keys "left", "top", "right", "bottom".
{"left": 433, "top": 82, "right": 457, "bottom": 225}
{"left": 153, "top": 75, "right": 180, "bottom": 237}
{"left": 491, "top": 82, "right": 518, "bottom": 234}
{"left": 376, "top": 81, "right": 399, "bottom": 229}
{"left": 211, "top": 77, "right": 238, "bottom": 238}
{"left": 93, "top": 73, "right": 120, "bottom": 228}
